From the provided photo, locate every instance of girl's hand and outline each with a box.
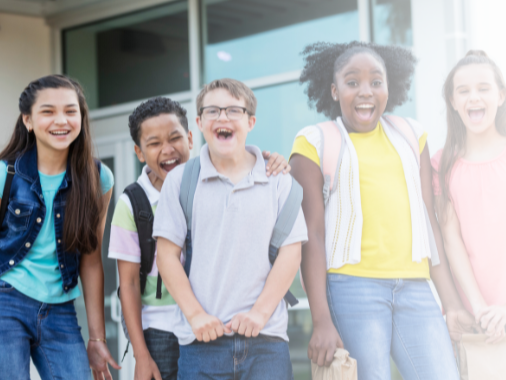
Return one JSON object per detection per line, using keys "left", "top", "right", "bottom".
{"left": 87, "top": 341, "right": 121, "bottom": 380}
{"left": 308, "top": 320, "right": 344, "bottom": 367}
{"left": 262, "top": 151, "right": 291, "bottom": 176}
{"left": 446, "top": 308, "right": 479, "bottom": 342}
{"left": 134, "top": 354, "right": 162, "bottom": 380}
{"left": 476, "top": 305, "right": 506, "bottom": 343}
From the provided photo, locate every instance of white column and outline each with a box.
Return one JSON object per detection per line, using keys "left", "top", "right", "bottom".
{"left": 357, "top": 0, "right": 371, "bottom": 42}
{"left": 188, "top": 0, "right": 203, "bottom": 156}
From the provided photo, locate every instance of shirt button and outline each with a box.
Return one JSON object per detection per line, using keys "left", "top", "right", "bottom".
{"left": 64, "top": 287, "right": 68, "bottom": 290}
{"left": 60, "top": 264, "right": 64, "bottom": 268}
{"left": 57, "top": 239, "right": 61, "bottom": 244}
{"left": 37, "top": 218, "right": 42, "bottom": 223}
{"left": 40, "top": 194, "right": 43, "bottom": 199}
{"left": 15, "top": 209, "right": 20, "bottom": 215}
{"left": 25, "top": 242, "right": 31, "bottom": 248}
{"left": 56, "top": 214, "right": 60, "bottom": 218}
{"left": 9, "top": 260, "right": 14, "bottom": 266}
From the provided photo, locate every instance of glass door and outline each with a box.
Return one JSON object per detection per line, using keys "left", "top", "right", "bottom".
{"left": 73, "top": 136, "right": 137, "bottom": 380}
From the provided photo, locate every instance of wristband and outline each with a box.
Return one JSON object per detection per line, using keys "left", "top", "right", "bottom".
{"left": 89, "top": 338, "right": 107, "bottom": 343}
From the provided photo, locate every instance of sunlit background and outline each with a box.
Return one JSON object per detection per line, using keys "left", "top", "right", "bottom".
{"left": 1, "top": 0, "right": 506, "bottom": 379}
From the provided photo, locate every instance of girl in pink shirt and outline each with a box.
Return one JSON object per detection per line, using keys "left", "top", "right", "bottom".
{"left": 433, "top": 50, "right": 506, "bottom": 343}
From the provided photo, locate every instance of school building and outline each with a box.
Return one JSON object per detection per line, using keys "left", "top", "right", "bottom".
{"left": 0, "top": 0, "right": 504, "bottom": 379}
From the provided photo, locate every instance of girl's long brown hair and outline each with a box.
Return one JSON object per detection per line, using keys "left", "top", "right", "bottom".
{"left": 438, "top": 50, "right": 506, "bottom": 220}
{"left": 0, "top": 75, "right": 104, "bottom": 255}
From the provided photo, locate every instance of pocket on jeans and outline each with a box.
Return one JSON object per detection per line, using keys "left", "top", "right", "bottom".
{"left": 0, "top": 279, "right": 15, "bottom": 292}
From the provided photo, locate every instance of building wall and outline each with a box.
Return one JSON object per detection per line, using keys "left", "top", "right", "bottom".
{"left": 0, "top": 13, "right": 52, "bottom": 149}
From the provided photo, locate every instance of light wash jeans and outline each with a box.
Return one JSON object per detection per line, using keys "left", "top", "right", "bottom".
{"left": 177, "top": 334, "right": 293, "bottom": 380}
{"left": 327, "top": 274, "right": 459, "bottom": 380}
{"left": 0, "top": 279, "right": 91, "bottom": 380}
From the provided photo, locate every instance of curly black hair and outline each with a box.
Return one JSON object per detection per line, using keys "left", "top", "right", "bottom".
{"left": 300, "top": 41, "right": 417, "bottom": 120}
{"left": 128, "top": 96, "right": 189, "bottom": 146}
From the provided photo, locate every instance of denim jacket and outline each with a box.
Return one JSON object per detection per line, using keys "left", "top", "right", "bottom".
{"left": 0, "top": 145, "right": 101, "bottom": 293}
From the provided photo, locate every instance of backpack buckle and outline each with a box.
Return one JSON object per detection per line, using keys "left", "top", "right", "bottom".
{"left": 6, "top": 165, "right": 15, "bottom": 175}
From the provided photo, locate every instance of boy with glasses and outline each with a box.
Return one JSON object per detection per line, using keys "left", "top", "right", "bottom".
{"left": 154, "top": 79, "right": 307, "bottom": 379}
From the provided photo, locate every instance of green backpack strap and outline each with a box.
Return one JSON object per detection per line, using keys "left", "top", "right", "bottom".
{"left": 179, "top": 157, "right": 201, "bottom": 276}
{"left": 269, "top": 177, "right": 303, "bottom": 307}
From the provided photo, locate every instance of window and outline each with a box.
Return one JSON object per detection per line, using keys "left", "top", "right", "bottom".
{"left": 203, "top": 0, "right": 359, "bottom": 82}
{"left": 371, "top": 0, "right": 413, "bottom": 46}
{"left": 63, "top": 2, "right": 190, "bottom": 109}
{"left": 371, "top": 0, "right": 416, "bottom": 118}
{"left": 248, "top": 82, "right": 326, "bottom": 159}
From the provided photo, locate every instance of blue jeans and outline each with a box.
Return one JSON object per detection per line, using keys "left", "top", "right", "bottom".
{"left": 327, "top": 274, "right": 459, "bottom": 380}
{"left": 144, "top": 328, "right": 179, "bottom": 380}
{"left": 0, "top": 279, "right": 90, "bottom": 380}
{"left": 178, "top": 334, "right": 293, "bottom": 380}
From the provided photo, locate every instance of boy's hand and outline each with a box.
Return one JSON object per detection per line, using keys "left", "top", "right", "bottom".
{"left": 262, "top": 151, "right": 291, "bottom": 176}
{"left": 134, "top": 354, "right": 162, "bottom": 380}
{"left": 225, "top": 309, "right": 268, "bottom": 338}
{"left": 308, "top": 320, "right": 343, "bottom": 367}
{"left": 476, "top": 305, "right": 506, "bottom": 343}
{"left": 88, "top": 341, "right": 121, "bottom": 380}
{"left": 189, "top": 311, "right": 230, "bottom": 342}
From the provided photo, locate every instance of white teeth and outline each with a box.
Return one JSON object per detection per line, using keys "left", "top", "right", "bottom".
{"left": 468, "top": 108, "right": 484, "bottom": 111}
{"left": 162, "top": 159, "right": 177, "bottom": 165}
{"left": 50, "top": 131, "right": 70, "bottom": 135}
{"left": 356, "top": 104, "right": 374, "bottom": 109}
{"left": 217, "top": 128, "right": 232, "bottom": 134}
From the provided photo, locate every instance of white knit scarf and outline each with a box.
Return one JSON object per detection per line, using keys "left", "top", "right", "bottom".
{"left": 328, "top": 117, "right": 437, "bottom": 269}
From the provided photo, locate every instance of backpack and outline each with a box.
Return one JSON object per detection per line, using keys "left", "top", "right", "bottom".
{"left": 179, "top": 156, "right": 303, "bottom": 307}
{"left": 117, "top": 182, "right": 162, "bottom": 342}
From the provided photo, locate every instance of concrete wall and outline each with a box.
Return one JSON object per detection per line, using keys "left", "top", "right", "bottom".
{"left": 0, "top": 13, "right": 52, "bottom": 149}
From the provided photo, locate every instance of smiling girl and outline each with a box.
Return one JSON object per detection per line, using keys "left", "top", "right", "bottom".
{"left": 0, "top": 75, "right": 120, "bottom": 380}
{"left": 289, "top": 42, "right": 467, "bottom": 380}
{"left": 433, "top": 50, "right": 506, "bottom": 344}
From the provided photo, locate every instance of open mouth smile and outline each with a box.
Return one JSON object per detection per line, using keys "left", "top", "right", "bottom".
{"left": 467, "top": 107, "right": 486, "bottom": 123}
{"left": 355, "top": 104, "right": 375, "bottom": 121}
{"left": 160, "top": 158, "right": 180, "bottom": 173}
{"left": 215, "top": 128, "right": 234, "bottom": 140}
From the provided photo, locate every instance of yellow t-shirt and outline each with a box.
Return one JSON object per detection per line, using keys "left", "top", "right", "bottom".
{"left": 291, "top": 122, "right": 430, "bottom": 279}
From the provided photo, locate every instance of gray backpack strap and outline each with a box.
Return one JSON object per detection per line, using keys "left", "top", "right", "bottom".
{"left": 180, "top": 157, "right": 201, "bottom": 230}
{"left": 179, "top": 157, "right": 200, "bottom": 276}
{"left": 269, "top": 177, "right": 304, "bottom": 307}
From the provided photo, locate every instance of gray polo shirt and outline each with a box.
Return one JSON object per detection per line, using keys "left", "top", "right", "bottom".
{"left": 153, "top": 144, "right": 308, "bottom": 345}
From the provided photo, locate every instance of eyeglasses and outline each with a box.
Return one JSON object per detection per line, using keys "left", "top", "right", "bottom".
{"left": 200, "top": 106, "right": 248, "bottom": 120}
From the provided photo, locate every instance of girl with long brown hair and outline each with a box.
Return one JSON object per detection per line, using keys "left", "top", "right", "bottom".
{"left": 433, "top": 50, "right": 506, "bottom": 343}
{"left": 0, "top": 75, "right": 120, "bottom": 379}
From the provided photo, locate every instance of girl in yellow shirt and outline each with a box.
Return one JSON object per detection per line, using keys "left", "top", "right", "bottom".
{"left": 290, "top": 42, "right": 472, "bottom": 380}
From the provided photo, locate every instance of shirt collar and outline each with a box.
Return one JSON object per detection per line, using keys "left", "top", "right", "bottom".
{"left": 137, "top": 165, "right": 160, "bottom": 205}
{"left": 199, "top": 144, "right": 269, "bottom": 184}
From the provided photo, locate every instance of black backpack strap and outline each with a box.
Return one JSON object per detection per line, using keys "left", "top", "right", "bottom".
{"left": 123, "top": 183, "right": 161, "bottom": 297}
{"left": 0, "top": 160, "right": 15, "bottom": 227}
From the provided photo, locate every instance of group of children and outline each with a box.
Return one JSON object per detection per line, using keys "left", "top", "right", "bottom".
{"left": 0, "top": 41, "right": 505, "bottom": 380}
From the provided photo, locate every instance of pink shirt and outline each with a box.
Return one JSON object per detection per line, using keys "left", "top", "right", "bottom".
{"left": 432, "top": 149, "right": 506, "bottom": 313}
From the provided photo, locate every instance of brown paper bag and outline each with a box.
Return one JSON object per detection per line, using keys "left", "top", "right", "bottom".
{"left": 458, "top": 333, "right": 506, "bottom": 380}
{"left": 311, "top": 348, "right": 357, "bottom": 380}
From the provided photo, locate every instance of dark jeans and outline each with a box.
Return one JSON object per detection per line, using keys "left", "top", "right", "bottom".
{"left": 0, "top": 279, "right": 91, "bottom": 380}
{"left": 178, "top": 334, "right": 293, "bottom": 380}
{"left": 144, "top": 328, "right": 180, "bottom": 380}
